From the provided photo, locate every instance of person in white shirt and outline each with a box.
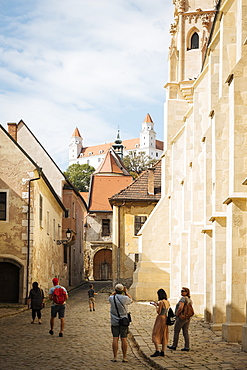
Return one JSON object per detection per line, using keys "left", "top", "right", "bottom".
{"left": 108, "top": 284, "right": 132, "bottom": 363}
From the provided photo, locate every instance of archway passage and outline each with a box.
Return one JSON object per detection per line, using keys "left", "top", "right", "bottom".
{"left": 93, "top": 249, "right": 112, "bottom": 280}
{"left": 0, "top": 262, "right": 19, "bottom": 302}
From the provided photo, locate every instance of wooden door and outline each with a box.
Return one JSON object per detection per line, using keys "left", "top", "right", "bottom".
{"left": 0, "top": 262, "right": 19, "bottom": 302}
{"left": 93, "top": 249, "right": 112, "bottom": 280}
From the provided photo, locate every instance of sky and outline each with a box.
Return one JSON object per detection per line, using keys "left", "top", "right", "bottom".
{"left": 0, "top": 0, "right": 174, "bottom": 171}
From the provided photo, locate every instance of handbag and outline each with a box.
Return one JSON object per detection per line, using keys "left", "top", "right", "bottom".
{"left": 166, "top": 307, "right": 175, "bottom": 326}
{"left": 179, "top": 298, "right": 194, "bottom": 320}
{"left": 113, "top": 296, "right": 130, "bottom": 327}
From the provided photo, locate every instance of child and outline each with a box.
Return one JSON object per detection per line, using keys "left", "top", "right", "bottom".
{"left": 88, "top": 284, "right": 98, "bottom": 311}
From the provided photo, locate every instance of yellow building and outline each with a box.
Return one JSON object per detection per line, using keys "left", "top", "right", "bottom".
{"left": 130, "top": 0, "right": 247, "bottom": 349}
{"left": 110, "top": 160, "right": 161, "bottom": 289}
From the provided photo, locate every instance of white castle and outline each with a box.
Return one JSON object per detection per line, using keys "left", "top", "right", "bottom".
{"left": 69, "top": 114, "right": 164, "bottom": 169}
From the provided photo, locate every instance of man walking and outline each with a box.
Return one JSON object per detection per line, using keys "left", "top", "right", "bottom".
{"left": 49, "top": 277, "right": 68, "bottom": 337}
{"left": 108, "top": 284, "right": 132, "bottom": 362}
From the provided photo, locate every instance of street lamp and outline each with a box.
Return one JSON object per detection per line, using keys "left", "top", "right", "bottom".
{"left": 57, "top": 228, "right": 72, "bottom": 245}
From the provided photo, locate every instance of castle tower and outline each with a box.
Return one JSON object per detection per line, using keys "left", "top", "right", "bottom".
{"left": 69, "top": 127, "right": 83, "bottom": 164}
{"left": 140, "top": 113, "right": 156, "bottom": 153}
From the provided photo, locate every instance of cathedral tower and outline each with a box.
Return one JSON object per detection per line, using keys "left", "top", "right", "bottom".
{"left": 168, "top": 0, "right": 216, "bottom": 102}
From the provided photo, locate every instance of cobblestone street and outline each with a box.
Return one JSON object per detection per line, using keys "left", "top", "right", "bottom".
{"left": 1, "top": 282, "right": 247, "bottom": 370}
{"left": 0, "top": 282, "right": 154, "bottom": 370}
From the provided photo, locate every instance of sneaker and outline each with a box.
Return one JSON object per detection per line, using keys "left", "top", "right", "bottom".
{"left": 49, "top": 330, "right": 54, "bottom": 335}
{"left": 59, "top": 333, "right": 63, "bottom": 337}
{"left": 167, "top": 345, "right": 176, "bottom": 350}
{"left": 150, "top": 351, "right": 160, "bottom": 357}
{"left": 181, "top": 348, "right": 189, "bottom": 351}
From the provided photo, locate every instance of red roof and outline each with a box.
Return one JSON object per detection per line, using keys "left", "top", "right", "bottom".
{"left": 88, "top": 176, "right": 133, "bottom": 211}
{"left": 144, "top": 113, "right": 153, "bottom": 123}
{"left": 72, "top": 127, "right": 81, "bottom": 138}
{"left": 94, "top": 149, "right": 129, "bottom": 175}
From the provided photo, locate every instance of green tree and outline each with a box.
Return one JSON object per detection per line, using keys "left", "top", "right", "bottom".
{"left": 64, "top": 163, "right": 95, "bottom": 192}
{"left": 122, "top": 151, "right": 157, "bottom": 179}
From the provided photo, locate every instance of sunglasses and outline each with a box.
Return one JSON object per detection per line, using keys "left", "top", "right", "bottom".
{"left": 181, "top": 290, "right": 186, "bottom": 292}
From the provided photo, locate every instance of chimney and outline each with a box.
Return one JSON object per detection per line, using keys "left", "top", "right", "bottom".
{"left": 7, "top": 123, "right": 17, "bottom": 141}
{"left": 148, "top": 168, "right": 155, "bottom": 195}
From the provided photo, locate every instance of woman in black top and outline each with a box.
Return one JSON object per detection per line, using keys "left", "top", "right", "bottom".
{"left": 28, "top": 282, "right": 44, "bottom": 324}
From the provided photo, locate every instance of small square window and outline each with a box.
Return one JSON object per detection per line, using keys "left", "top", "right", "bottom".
{"left": 102, "top": 219, "right": 110, "bottom": 236}
{"left": 0, "top": 192, "right": 7, "bottom": 221}
{"left": 134, "top": 216, "right": 147, "bottom": 235}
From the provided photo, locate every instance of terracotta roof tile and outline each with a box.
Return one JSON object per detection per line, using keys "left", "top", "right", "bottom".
{"left": 72, "top": 127, "right": 81, "bottom": 138}
{"left": 88, "top": 176, "right": 133, "bottom": 211}
{"left": 110, "top": 160, "right": 161, "bottom": 202}
{"left": 94, "top": 149, "right": 129, "bottom": 175}
{"left": 80, "top": 192, "right": 89, "bottom": 203}
{"left": 79, "top": 138, "right": 163, "bottom": 157}
{"left": 143, "top": 113, "right": 153, "bottom": 123}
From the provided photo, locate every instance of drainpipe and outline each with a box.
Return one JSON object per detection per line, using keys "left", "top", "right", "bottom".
{"left": 117, "top": 206, "right": 120, "bottom": 283}
{"left": 26, "top": 168, "right": 42, "bottom": 302}
{"left": 116, "top": 202, "right": 125, "bottom": 283}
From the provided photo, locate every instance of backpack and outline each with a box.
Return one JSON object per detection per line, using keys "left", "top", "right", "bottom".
{"left": 179, "top": 298, "right": 194, "bottom": 320}
{"left": 166, "top": 307, "right": 176, "bottom": 326}
{"left": 52, "top": 286, "right": 67, "bottom": 305}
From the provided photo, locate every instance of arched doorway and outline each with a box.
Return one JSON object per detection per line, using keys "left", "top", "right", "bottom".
{"left": 93, "top": 249, "right": 112, "bottom": 280}
{"left": 0, "top": 262, "right": 19, "bottom": 302}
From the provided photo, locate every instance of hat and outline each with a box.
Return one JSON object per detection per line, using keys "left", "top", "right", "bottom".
{"left": 115, "top": 283, "right": 124, "bottom": 292}
{"left": 52, "top": 278, "right": 59, "bottom": 285}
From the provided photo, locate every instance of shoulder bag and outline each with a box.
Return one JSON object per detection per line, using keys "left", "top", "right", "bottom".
{"left": 113, "top": 295, "right": 131, "bottom": 326}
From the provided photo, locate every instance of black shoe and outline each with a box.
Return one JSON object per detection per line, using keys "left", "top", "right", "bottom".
{"left": 181, "top": 348, "right": 189, "bottom": 351}
{"left": 59, "top": 333, "right": 63, "bottom": 337}
{"left": 150, "top": 351, "right": 160, "bottom": 357}
{"left": 49, "top": 330, "right": 54, "bottom": 335}
{"left": 167, "top": 345, "right": 176, "bottom": 350}
{"left": 160, "top": 351, "right": 165, "bottom": 357}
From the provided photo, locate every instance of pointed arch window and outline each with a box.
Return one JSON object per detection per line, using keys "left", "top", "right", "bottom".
{"left": 191, "top": 32, "right": 199, "bottom": 49}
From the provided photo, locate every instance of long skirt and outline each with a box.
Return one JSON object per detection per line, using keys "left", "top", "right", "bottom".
{"left": 152, "top": 315, "right": 168, "bottom": 346}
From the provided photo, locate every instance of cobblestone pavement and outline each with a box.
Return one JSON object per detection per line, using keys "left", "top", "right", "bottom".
{"left": 0, "top": 282, "right": 154, "bottom": 370}
{"left": 1, "top": 282, "right": 247, "bottom": 370}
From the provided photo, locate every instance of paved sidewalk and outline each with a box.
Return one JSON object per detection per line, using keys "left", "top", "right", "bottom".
{"left": 1, "top": 283, "right": 247, "bottom": 369}
{"left": 130, "top": 301, "right": 247, "bottom": 370}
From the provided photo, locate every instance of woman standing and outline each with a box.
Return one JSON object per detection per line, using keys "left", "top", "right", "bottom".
{"left": 150, "top": 289, "right": 170, "bottom": 357}
{"left": 27, "top": 282, "right": 44, "bottom": 324}
{"left": 167, "top": 287, "right": 192, "bottom": 351}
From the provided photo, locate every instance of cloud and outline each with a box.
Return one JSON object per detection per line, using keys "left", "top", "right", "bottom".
{"left": 0, "top": 0, "right": 173, "bottom": 170}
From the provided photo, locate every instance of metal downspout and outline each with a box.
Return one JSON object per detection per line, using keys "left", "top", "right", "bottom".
{"left": 117, "top": 205, "right": 120, "bottom": 282}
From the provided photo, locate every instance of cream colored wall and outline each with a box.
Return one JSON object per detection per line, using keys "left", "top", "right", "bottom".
{"left": 129, "top": 198, "right": 171, "bottom": 301}
{"left": 17, "top": 122, "right": 64, "bottom": 198}
{"left": 131, "top": 0, "right": 247, "bottom": 349}
{"left": 31, "top": 177, "right": 65, "bottom": 295}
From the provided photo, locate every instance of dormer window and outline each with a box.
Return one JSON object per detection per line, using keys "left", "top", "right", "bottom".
{"left": 191, "top": 32, "right": 199, "bottom": 49}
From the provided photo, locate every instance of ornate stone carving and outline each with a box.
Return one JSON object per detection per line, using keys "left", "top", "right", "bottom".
{"left": 175, "top": 0, "right": 185, "bottom": 13}
{"left": 170, "top": 23, "right": 177, "bottom": 35}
